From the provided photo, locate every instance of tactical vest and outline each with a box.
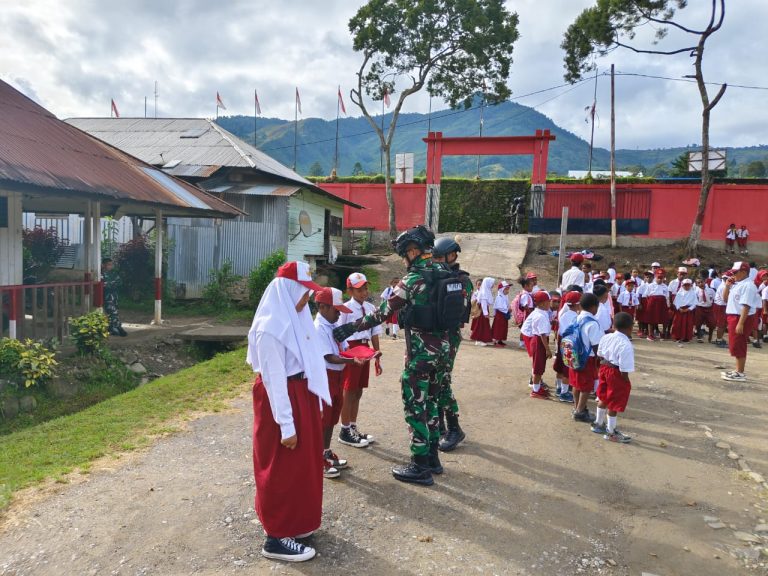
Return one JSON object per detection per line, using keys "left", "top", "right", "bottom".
{"left": 399, "top": 265, "right": 466, "bottom": 331}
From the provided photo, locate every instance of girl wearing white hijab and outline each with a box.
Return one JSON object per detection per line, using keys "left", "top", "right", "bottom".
{"left": 247, "top": 261, "right": 330, "bottom": 563}
{"left": 491, "top": 281, "right": 511, "bottom": 346}
{"left": 470, "top": 276, "right": 495, "bottom": 346}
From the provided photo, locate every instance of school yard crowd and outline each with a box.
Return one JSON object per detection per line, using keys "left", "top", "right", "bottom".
{"left": 243, "top": 227, "right": 767, "bottom": 563}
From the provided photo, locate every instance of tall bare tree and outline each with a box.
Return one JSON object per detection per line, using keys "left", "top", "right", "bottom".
{"left": 349, "top": 0, "right": 520, "bottom": 238}
{"left": 561, "top": 0, "right": 726, "bottom": 255}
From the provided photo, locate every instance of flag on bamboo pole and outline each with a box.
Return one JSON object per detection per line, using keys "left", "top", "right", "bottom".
{"left": 216, "top": 92, "right": 227, "bottom": 110}
{"left": 295, "top": 87, "right": 302, "bottom": 114}
{"left": 254, "top": 90, "right": 261, "bottom": 115}
{"left": 383, "top": 87, "right": 390, "bottom": 108}
{"left": 337, "top": 86, "right": 346, "bottom": 115}
{"left": 111, "top": 99, "right": 120, "bottom": 118}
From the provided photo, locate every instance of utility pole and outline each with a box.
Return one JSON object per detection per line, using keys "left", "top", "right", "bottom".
{"left": 610, "top": 63, "right": 617, "bottom": 248}
{"left": 154, "top": 81, "right": 158, "bottom": 118}
{"left": 587, "top": 67, "right": 598, "bottom": 175}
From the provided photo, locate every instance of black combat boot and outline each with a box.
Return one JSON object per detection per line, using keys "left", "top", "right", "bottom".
{"left": 392, "top": 454, "right": 434, "bottom": 486}
{"left": 428, "top": 441, "right": 443, "bottom": 475}
{"left": 439, "top": 413, "right": 466, "bottom": 452}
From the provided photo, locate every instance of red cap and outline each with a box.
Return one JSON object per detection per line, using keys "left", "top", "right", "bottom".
{"left": 276, "top": 261, "right": 323, "bottom": 292}
{"left": 655, "top": 268, "right": 666, "bottom": 277}
{"left": 570, "top": 253, "right": 584, "bottom": 264}
{"left": 730, "top": 261, "right": 750, "bottom": 272}
{"left": 723, "top": 270, "right": 734, "bottom": 278}
{"left": 346, "top": 272, "right": 368, "bottom": 288}
{"left": 525, "top": 272, "right": 538, "bottom": 280}
{"left": 533, "top": 291, "right": 550, "bottom": 304}
{"left": 314, "top": 287, "right": 352, "bottom": 313}
{"left": 563, "top": 291, "right": 581, "bottom": 305}
{"left": 624, "top": 279, "right": 636, "bottom": 285}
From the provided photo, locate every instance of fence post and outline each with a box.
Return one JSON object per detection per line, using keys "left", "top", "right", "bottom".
{"left": 556, "top": 207, "right": 569, "bottom": 288}
{"left": 9, "top": 287, "right": 18, "bottom": 340}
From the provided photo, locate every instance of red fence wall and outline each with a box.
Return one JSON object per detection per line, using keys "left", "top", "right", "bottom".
{"left": 545, "top": 182, "right": 768, "bottom": 242}
{"left": 320, "top": 183, "right": 427, "bottom": 231}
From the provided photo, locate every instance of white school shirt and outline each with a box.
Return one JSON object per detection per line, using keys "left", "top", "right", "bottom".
{"left": 597, "top": 331, "right": 635, "bottom": 373}
{"left": 630, "top": 276, "right": 644, "bottom": 289}
{"left": 673, "top": 287, "right": 697, "bottom": 310}
{"left": 610, "top": 283, "right": 622, "bottom": 299}
{"left": 561, "top": 265, "right": 586, "bottom": 291}
{"left": 714, "top": 281, "right": 727, "bottom": 306}
{"left": 607, "top": 267, "right": 617, "bottom": 283}
{"left": 584, "top": 281, "right": 594, "bottom": 294}
{"left": 518, "top": 290, "right": 534, "bottom": 311}
{"left": 531, "top": 285, "right": 542, "bottom": 294}
{"left": 645, "top": 282, "right": 669, "bottom": 304}
{"left": 380, "top": 286, "right": 394, "bottom": 301}
{"left": 737, "top": 228, "right": 749, "bottom": 239}
{"left": 251, "top": 332, "right": 304, "bottom": 439}
{"left": 725, "top": 279, "right": 759, "bottom": 315}
{"left": 596, "top": 301, "right": 613, "bottom": 332}
{"left": 668, "top": 278, "right": 683, "bottom": 297}
{"left": 521, "top": 307, "right": 551, "bottom": 337}
{"left": 314, "top": 314, "right": 347, "bottom": 372}
{"left": 710, "top": 277, "right": 722, "bottom": 292}
{"left": 493, "top": 291, "right": 510, "bottom": 313}
{"left": 696, "top": 285, "right": 715, "bottom": 308}
{"left": 617, "top": 290, "right": 639, "bottom": 308}
{"left": 339, "top": 298, "right": 383, "bottom": 342}
{"left": 558, "top": 307, "right": 577, "bottom": 337}
{"left": 576, "top": 310, "right": 603, "bottom": 357}
{"left": 726, "top": 228, "right": 737, "bottom": 240}
{"left": 749, "top": 267, "right": 758, "bottom": 281}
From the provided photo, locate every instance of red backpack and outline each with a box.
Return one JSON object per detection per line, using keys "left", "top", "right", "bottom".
{"left": 510, "top": 292, "right": 526, "bottom": 326}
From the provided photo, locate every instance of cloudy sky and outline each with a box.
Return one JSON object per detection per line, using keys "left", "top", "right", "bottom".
{"left": 1, "top": 0, "right": 765, "bottom": 150}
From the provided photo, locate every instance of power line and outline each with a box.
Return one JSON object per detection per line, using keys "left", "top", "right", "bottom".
{"left": 612, "top": 71, "right": 768, "bottom": 91}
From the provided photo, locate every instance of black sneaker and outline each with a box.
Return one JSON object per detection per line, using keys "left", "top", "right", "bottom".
{"left": 573, "top": 409, "right": 592, "bottom": 423}
{"left": 351, "top": 424, "right": 375, "bottom": 444}
{"left": 338, "top": 427, "right": 369, "bottom": 448}
{"left": 261, "top": 536, "right": 316, "bottom": 562}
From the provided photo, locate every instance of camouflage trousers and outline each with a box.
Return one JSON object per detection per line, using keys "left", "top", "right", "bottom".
{"left": 104, "top": 292, "right": 122, "bottom": 333}
{"left": 401, "top": 328, "right": 450, "bottom": 456}
{"left": 436, "top": 329, "right": 462, "bottom": 418}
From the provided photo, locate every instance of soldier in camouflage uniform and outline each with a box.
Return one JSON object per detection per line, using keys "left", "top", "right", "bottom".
{"left": 102, "top": 258, "right": 127, "bottom": 337}
{"left": 431, "top": 236, "right": 471, "bottom": 452}
{"left": 334, "top": 225, "right": 449, "bottom": 486}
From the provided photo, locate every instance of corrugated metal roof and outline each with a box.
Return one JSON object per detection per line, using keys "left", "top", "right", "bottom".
{"left": 0, "top": 80, "right": 241, "bottom": 218}
{"left": 203, "top": 183, "right": 302, "bottom": 197}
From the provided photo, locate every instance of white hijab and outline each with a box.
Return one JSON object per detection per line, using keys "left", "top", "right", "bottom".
{"left": 479, "top": 277, "right": 495, "bottom": 304}
{"left": 246, "top": 277, "right": 330, "bottom": 404}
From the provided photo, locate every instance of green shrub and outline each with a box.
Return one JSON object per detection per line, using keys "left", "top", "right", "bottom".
{"left": 248, "top": 250, "right": 286, "bottom": 306}
{"left": 115, "top": 235, "right": 154, "bottom": 301}
{"left": 0, "top": 338, "right": 58, "bottom": 389}
{"left": 202, "top": 260, "right": 241, "bottom": 311}
{"left": 69, "top": 311, "right": 109, "bottom": 355}
{"left": 439, "top": 179, "right": 530, "bottom": 233}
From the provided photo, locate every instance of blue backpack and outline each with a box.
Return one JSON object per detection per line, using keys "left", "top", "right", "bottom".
{"left": 560, "top": 316, "right": 598, "bottom": 370}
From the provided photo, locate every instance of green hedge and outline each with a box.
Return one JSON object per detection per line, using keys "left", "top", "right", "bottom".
{"left": 438, "top": 179, "right": 530, "bottom": 233}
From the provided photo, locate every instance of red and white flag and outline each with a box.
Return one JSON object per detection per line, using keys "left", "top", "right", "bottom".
{"left": 585, "top": 100, "right": 596, "bottom": 124}
{"left": 254, "top": 89, "right": 261, "bottom": 115}
{"left": 337, "top": 86, "right": 346, "bottom": 115}
{"left": 110, "top": 99, "right": 120, "bottom": 118}
{"left": 295, "top": 87, "right": 302, "bottom": 114}
{"left": 383, "top": 87, "right": 390, "bottom": 108}
{"left": 216, "top": 92, "right": 226, "bottom": 110}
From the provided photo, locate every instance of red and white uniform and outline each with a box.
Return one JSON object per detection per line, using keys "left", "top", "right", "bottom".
{"left": 725, "top": 278, "right": 759, "bottom": 359}
{"left": 725, "top": 227, "right": 737, "bottom": 246}
{"left": 314, "top": 314, "right": 346, "bottom": 428}
{"left": 617, "top": 290, "right": 639, "bottom": 319}
{"left": 521, "top": 307, "right": 551, "bottom": 376}
{"left": 597, "top": 331, "right": 635, "bottom": 412}
{"left": 339, "top": 298, "right": 382, "bottom": 391}
{"left": 671, "top": 287, "right": 697, "bottom": 341}
{"left": 560, "top": 265, "right": 586, "bottom": 291}
{"left": 695, "top": 284, "right": 716, "bottom": 331}
{"left": 737, "top": 227, "right": 749, "bottom": 248}
{"left": 471, "top": 277, "right": 495, "bottom": 343}
{"left": 713, "top": 280, "right": 728, "bottom": 329}
{"left": 644, "top": 281, "right": 669, "bottom": 325}
{"left": 567, "top": 311, "right": 603, "bottom": 392}
{"left": 596, "top": 300, "right": 613, "bottom": 333}
{"left": 491, "top": 287, "right": 510, "bottom": 342}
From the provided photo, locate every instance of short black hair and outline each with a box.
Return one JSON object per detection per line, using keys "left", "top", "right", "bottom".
{"left": 580, "top": 292, "right": 599, "bottom": 311}
{"left": 101, "top": 258, "right": 113, "bottom": 265}
{"left": 565, "top": 284, "right": 583, "bottom": 293}
{"left": 614, "top": 311, "right": 634, "bottom": 331}
{"left": 593, "top": 285, "right": 608, "bottom": 297}
{"left": 593, "top": 279, "right": 606, "bottom": 287}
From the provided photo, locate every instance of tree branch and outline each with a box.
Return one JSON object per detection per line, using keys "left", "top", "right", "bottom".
{"left": 705, "top": 83, "right": 727, "bottom": 113}
{"left": 614, "top": 40, "right": 696, "bottom": 56}
{"left": 637, "top": 10, "right": 704, "bottom": 35}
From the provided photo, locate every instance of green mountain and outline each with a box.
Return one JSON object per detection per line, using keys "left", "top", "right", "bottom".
{"left": 216, "top": 101, "right": 768, "bottom": 178}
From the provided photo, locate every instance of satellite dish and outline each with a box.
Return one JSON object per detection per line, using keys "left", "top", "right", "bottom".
{"left": 298, "top": 210, "right": 312, "bottom": 237}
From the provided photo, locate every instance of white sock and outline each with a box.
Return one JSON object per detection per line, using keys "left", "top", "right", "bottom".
{"left": 607, "top": 415, "right": 617, "bottom": 433}
{"left": 595, "top": 407, "right": 607, "bottom": 425}
{"left": 560, "top": 383, "right": 570, "bottom": 394}
{"left": 532, "top": 382, "right": 541, "bottom": 393}
{"left": 341, "top": 424, "right": 350, "bottom": 430}
{"left": 350, "top": 422, "right": 357, "bottom": 429}
{"left": 555, "top": 378, "right": 562, "bottom": 393}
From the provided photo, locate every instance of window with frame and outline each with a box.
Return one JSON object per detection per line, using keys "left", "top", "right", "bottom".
{"left": 328, "top": 215, "right": 343, "bottom": 237}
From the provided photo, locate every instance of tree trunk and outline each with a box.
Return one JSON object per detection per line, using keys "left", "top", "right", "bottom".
{"left": 384, "top": 144, "right": 397, "bottom": 239}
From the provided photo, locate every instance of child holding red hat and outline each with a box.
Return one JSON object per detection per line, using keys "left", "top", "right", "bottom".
{"left": 314, "top": 287, "right": 374, "bottom": 479}
{"left": 491, "top": 281, "right": 511, "bottom": 346}
{"left": 337, "top": 272, "right": 382, "bottom": 447}
{"left": 521, "top": 290, "right": 553, "bottom": 399}
{"left": 591, "top": 312, "right": 636, "bottom": 443}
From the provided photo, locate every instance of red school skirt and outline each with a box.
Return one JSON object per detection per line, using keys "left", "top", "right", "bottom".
{"left": 252, "top": 375, "right": 323, "bottom": 538}
{"left": 645, "top": 295, "right": 668, "bottom": 325}
{"left": 671, "top": 309, "right": 695, "bottom": 341}
{"left": 322, "top": 369, "right": 344, "bottom": 428}
{"left": 597, "top": 365, "right": 631, "bottom": 412}
{"left": 471, "top": 315, "right": 493, "bottom": 343}
{"left": 636, "top": 297, "right": 647, "bottom": 323}
{"left": 491, "top": 313, "right": 509, "bottom": 341}
{"left": 622, "top": 306, "right": 637, "bottom": 320}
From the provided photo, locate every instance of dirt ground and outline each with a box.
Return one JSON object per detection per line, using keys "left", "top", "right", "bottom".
{"left": 1, "top": 242, "right": 768, "bottom": 576}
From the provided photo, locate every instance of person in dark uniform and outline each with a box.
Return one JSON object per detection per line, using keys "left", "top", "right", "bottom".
{"left": 101, "top": 258, "right": 126, "bottom": 337}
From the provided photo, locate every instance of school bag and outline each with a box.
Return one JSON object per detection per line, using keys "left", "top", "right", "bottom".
{"left": 510, "top": 292, "right": 526, "bottom": 327}
{"left": 559, "top": 316, "right": 598, "bottom": 370}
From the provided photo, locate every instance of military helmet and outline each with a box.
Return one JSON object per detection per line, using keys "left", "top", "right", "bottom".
{"left": 432, "top": 236, "right": 461, "bottom": 258}
{"left": 392, "top": 225, "right": 435, "bottom": 257}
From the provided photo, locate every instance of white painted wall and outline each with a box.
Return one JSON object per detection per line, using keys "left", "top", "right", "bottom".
{"left": 286, "top": 190, "right": 344, "bottom": 271}
{"left": 0, "top": 189, "right": 23, "bottom": 285}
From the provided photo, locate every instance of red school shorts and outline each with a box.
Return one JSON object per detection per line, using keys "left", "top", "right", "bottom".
{"left": 568, "top": 355, "right": 598, "bottom": 392}
{"left": 342, "top": 340, "right": 372, "bottom": 391}
{"left": 322, "top": 369, "right": 344, "bottom": 428}
{"left": 713, "top": 304, "right": 727, "bottom": 329}
{"left": 726, "top": 314, "right": 755, "bottom": 359}
{"left": 597, "top": 365, "right": 631, "bottom": 412}
{"left": 523, "top": 334, "right": 547, "bottom": 376}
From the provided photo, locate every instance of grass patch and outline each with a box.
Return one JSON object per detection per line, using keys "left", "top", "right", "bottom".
{"left": 362, "top": 266, "right": 381, "bottom": 295}
{"left": 0, "top": 348, "right": 252, "bottom": 510}
{"left": 119, "top": 298, "right": 253, "bottom": 321}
